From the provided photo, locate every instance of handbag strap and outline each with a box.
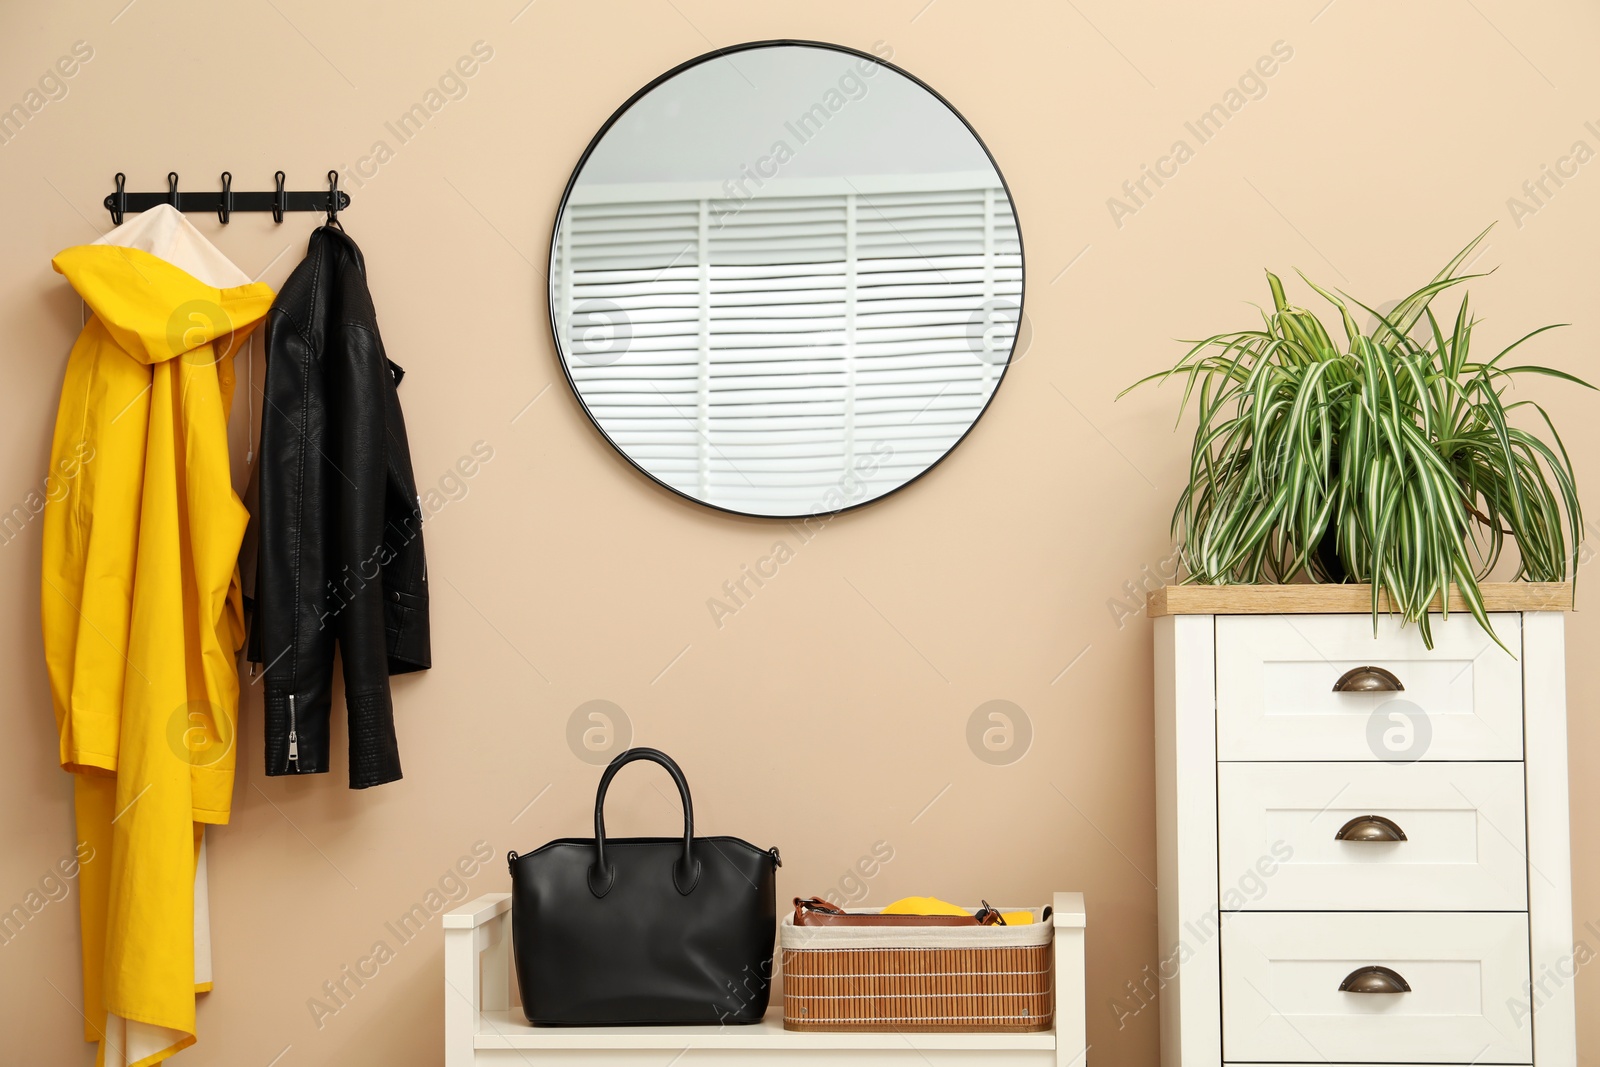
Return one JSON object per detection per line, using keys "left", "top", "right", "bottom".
{"left": 589, "top": 748, "right": 701, "bottom": 898}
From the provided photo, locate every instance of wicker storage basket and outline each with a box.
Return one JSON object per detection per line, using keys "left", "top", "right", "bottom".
{"left": 780, "top": 905, "right": 1053, "bottom": 1032}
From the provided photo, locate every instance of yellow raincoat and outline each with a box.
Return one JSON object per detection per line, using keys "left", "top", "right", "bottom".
{"left": 43, "top": 221, "right": 272, "bottom": 1066}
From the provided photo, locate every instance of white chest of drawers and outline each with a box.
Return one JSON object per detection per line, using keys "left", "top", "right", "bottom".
{"left": 1150, "top": 584, "right": 1577, "bottom": 1067}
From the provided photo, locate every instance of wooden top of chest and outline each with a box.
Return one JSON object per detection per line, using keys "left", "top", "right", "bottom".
{"left": 1146, "top": 582, "right": 1574, "bottom": 617}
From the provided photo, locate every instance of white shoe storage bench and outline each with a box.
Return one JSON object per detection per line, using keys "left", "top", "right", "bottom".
{"left": 445, "top": 891, "right": 1087, "bottom": 1066}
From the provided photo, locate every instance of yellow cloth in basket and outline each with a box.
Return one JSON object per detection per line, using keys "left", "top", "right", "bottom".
{"left": 880, "top": 896, "right": 1034, "bottom": 925}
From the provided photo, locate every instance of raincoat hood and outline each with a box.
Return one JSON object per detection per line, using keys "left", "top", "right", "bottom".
{"left": 52, "top": 241, "right": 271, "bottom": 366}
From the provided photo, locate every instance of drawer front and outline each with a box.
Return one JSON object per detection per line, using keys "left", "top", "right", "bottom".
{"left": 1217, "top": 761, "right": 1528, "bottom": 911}
{"left": 1221, "top": 911, "right": 1532, "bottom": 1063}
{"left": 1216, "top": 612, "right": 1523, "bottom": 761}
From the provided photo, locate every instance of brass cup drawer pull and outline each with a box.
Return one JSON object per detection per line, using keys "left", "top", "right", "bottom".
{"left": 1339, "top": 964, "right": 1412, "bottom": 994}
{"left": 1334, "top": 814, "right": 1408, "bottom": 842}
{"left": 1333, "top": 665, "right": 1405, "bottom": 692}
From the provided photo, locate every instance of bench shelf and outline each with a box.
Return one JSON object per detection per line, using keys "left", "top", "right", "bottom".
{"left": 445, "top": 891, "right": 1087, "bottom": 1066}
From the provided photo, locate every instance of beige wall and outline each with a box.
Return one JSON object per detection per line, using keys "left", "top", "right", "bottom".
{"left": 2, "top": 1, "right": 1597, "bottom": 1062}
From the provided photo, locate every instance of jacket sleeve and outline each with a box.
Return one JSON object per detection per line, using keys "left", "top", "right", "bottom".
{"left": 333, "top": 325, "right": 403, "bottom": 786}
{"left": 254, "top": 299, "right": 339, "bottom": 778}
{"left": 331, "top": 260, "right": 428, "bottom": 788}
{"left": 379, "top": 356, "right": 430, "bottom": 676}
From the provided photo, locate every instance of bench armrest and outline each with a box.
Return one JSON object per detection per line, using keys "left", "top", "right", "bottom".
{"left": 445, "top": 893, "right": 512, "bottom": 1066}
{"left": 443, "top": 892, "right": 510, "bottom": 930}
{"left": 1052, "top": 892, "right": 1087, "bottom": 1066}
{"left": 1052, "top": 892, "right": 1086, "bottom": 929}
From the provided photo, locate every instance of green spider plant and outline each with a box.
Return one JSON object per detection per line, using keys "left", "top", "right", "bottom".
{"left": 1125, "top": 228, "right": 1589, "bottom": 648}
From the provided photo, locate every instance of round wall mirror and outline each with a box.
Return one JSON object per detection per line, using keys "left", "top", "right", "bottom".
{"left": 550, "top": 40, "right": 1023, "bottom": 518}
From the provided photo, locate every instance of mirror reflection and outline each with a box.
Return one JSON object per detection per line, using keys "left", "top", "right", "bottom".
{"left": 552, "top": 42, "right": 1022, "bottom": 517}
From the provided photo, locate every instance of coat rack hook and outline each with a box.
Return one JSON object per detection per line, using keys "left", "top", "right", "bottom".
{"left": 218, "top": 171, "right": 233, "bottom": 225}
{"left": 167, "top": 171, "right": 179, "bottom": 208}
{"left": 326, "top": 169, "right": 341, "bottom": 226}
{"left": 272, "top": 170, "right": 287, "bottom": 224}
{"left": 110, "top": 172, "right": 127, "bottom": 225}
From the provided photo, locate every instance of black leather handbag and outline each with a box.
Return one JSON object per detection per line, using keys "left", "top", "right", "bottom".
{"left": 508, "top": 748, "right": 781, "bottom": 1025}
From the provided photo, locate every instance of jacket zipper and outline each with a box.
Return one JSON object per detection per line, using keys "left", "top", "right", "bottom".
{"left": 286, "top": 693, "right": 300, "bottom": 772}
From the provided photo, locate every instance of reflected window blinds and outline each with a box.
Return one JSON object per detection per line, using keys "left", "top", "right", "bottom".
{"left": 554, "top": 176, "right": 1021, "bottom": 514}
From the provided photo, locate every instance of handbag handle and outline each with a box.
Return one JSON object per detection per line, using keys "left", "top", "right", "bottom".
{"left": 589, "top": 748, "right": 701, "bottom": 898}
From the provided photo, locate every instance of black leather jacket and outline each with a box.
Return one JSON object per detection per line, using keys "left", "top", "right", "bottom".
{"left": 248, "top": 225, "right": 430, "bottom": 788}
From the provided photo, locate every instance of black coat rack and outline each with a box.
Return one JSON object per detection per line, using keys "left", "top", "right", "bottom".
{"left": 104, "top": 171, "right": 349, "bottom": 225}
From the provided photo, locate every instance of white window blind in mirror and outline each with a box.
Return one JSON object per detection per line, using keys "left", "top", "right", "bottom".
{"left": 554, "top": 172, "right": 1021, "bottom": 517}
